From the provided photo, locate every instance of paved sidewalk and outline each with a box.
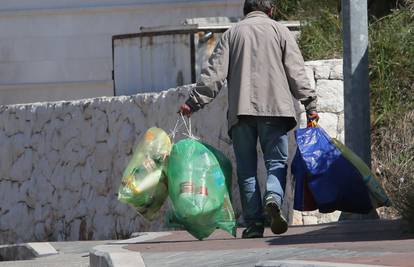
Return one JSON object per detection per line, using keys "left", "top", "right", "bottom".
{"left": 128, "top": 219, "right": 414, "bottom": 267}
{"left": 0, "top": 219, "right": 412, "bottom": 267}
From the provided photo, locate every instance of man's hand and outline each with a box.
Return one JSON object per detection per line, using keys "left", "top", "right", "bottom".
{"left": 306, "top": 111, "right": 319, "bottom": 127}
{"left": 179, "top": 104, "right": 193, "bottom": 117}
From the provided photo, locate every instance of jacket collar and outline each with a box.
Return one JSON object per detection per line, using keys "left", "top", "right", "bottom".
{"left": 244, "top": 11, "right": 270, "bottom": 20}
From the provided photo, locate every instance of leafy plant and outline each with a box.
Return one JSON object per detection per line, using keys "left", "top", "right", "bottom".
{"left": 298, "top": 9, "right": 342, "bottom": 60}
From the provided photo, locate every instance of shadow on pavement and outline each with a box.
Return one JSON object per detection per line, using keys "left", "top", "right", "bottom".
{"left": 266, "top": 219, "right": 413, "bottom": 246}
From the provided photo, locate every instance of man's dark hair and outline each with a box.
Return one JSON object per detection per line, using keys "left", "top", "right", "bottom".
{"left": 243, "top": 0, "right": 273, "bottom": 16}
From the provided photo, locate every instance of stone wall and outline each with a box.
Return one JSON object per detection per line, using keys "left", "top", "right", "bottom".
{"left": 0, "top": 59, "right": 343, "bottom": 244}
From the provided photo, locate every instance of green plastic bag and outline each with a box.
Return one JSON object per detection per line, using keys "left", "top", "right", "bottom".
{"left": 202, "top": 143, "right": 236, "bottom": 237}
{"left": 167, "top": 139, "right": 236, "bottom": 240}
{"left": 118, "top": 127, "right": 172, "bottom": 220}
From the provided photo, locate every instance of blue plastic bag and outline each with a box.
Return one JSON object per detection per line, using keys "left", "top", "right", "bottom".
{"left": 292, "top": 127, "right": 386, "bottom": 214}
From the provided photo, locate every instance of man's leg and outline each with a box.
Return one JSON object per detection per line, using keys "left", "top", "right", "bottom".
{"left": 231, "top": 117, "right": 264, "bottom": 238}
{"left": 258, "top": 118, "right": 289, "bottom": 234}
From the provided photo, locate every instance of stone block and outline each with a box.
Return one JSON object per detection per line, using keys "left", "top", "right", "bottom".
{"left": 305, "top": 66, "right": 315, "bottom": 90}
{"left": 317, "top": 113, "right": 339, "bottom": 138}
{"left": 314, "top": 64, "right": 331, "bottom": 80}
{"left": 337, "top": 114, "right": 345, "bottom": 143}
{"left": 292, "top": 210, "right": 303, "bottom": 226}
{"left": 317, "top": 211, "right": 341, "bottom": 224}
{"left": 302, "top": 215, "right": 318, "bottom": 225}
{"left": 330, "top": 63, "right": 343, "bottom": 80}
{"left": 298, "top": 112, "right": 307, "bottom": 128}
{"left": 316, "top": 80, "right": 344, "bottom": 113}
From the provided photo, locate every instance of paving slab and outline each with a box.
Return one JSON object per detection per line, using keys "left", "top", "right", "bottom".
{"left": 1, "top": 219, "right": 412, "bottom": 267}
{"left": 256, "top": 260, "right": 388, "bottom": 267}
{"left": 126, "top": 219, "right": 414, "bottom": 267}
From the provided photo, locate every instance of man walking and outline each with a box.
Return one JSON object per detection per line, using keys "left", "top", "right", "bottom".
{"left": 179, "top": 0, "right": 318, "bottom": 238}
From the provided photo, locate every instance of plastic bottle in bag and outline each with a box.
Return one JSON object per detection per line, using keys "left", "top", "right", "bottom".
{"left": 167, "top": 139, "right": 236, "bottom": 240}
{"left": 118, "top": 127, "right": 172, "bottom": 220}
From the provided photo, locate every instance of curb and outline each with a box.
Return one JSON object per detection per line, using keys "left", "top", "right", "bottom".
{"left": 255, "top": 260, "right": 389, "bottom": 267}
{"left": 109, "top": 232, "right": 171, "bottom": 244}
{"left": 89, "top": 232, "right": 171, "bottom": 267}
{"left": 90, "top": 245, "right": 145, "bottom": 267}
{"left": 0, "top": 242, "right": 58, "bottom": 261}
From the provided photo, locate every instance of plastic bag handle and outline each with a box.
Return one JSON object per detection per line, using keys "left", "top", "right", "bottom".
{"left": 307, "top": 120, "right": 319, "bottom": 128}
{"left": 169, "top": 113, "right": 198, "bottom": 140}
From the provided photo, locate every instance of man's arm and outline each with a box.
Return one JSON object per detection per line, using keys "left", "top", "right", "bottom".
{"left": 280, "top": 27, "right": 318, "bottom": 115}
{"left": 183, "top": 31, "right": 230, "bottom": 114}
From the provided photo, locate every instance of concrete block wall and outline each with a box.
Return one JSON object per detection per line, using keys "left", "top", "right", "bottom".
{"left": 0, "top": 59, "right": 343, "bottom": 244}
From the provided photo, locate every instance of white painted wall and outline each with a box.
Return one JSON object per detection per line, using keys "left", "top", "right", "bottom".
{"left": 0, "top": 0, "right": 244, "bottom": 105}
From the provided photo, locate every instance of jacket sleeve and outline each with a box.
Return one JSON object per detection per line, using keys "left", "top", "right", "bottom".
{"left": 185, "top": 31, "right": 230, "bottom": 112}
{"left": 280, "top": 27, "right": 317, "bottom": 112}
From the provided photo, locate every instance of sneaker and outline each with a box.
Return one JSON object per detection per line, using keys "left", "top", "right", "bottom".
{"left": 241, "top": 222, "right": 264, "bottom": 239}
{"left": 264, "top": 195, "right": 288, "bottom": 235}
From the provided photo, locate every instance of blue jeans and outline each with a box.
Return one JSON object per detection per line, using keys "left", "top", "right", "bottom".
{"left": 231, "top": 116, "right": 289, "bottom": 225}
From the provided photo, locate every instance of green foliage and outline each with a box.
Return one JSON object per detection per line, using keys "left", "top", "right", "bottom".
{"left": 369, "top": 10, "right": 414, "bottom": 127}
{"left": 372, "top": 111, "right": 414, "bottom": 228}
{"left": 369, "top": 10, "right": 414, "bottom": 228}
{"left": 271, "top": 0, "right": 339, "bottom": 20}
{"left": 298, "top": 10, "right": 342, "bottom": 60}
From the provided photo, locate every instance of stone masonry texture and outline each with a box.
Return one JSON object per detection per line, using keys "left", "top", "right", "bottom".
{"left": 0, "top": 59, "right": 343, "bottom": 244}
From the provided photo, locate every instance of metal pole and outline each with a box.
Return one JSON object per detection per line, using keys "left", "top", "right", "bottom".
{"left": 340, "top": 0, "right": 379, "bottom": 220}
{"left": 342, "top": 0, "right": 371, "bottom": 166}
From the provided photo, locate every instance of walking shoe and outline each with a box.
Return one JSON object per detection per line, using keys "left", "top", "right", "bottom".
{"left": 264, "top": 195, "right": 288, "bottom": 235}
{"left": 241, "top": 222, "right": 264, "bottom": 239}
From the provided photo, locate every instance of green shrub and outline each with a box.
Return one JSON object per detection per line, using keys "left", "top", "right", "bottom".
{"left": 369, "top": 9, "right": 414, "bottom": 227}
{"left": 298, "top": 10, "right": 342, "bottom": 60}
{"left": 369, "top": 9, "right": 414, "bottom": 127}
{"left": 372, "top": 111, "right": 414, "bottom": 229}
{"left": 272, "top": 0, "right": 339, "bottom": 20}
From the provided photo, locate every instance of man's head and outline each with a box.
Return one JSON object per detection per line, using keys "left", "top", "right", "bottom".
{"left": 243, "top": 0, "right": 274, "bottom": 16}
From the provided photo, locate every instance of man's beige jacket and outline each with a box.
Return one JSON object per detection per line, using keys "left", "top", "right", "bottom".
{"left": 186, "top": 11, "right": 317, "bottom": 133}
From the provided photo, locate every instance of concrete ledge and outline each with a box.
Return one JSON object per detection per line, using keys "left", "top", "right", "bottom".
{"left": 0, "top": 242, "right": 58, "bottom": 261}
{"left": 110, "top": 232, "right": 171, "bottom": 244}
{"left": 90, "top": 245, "right": 145, "bottom": 267}
{"left": 255, "top": 260, "right": 388, "bottom": 267}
